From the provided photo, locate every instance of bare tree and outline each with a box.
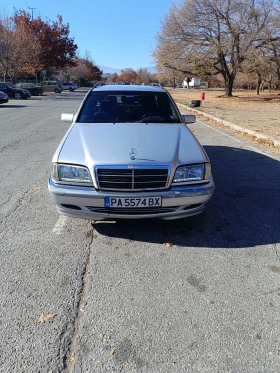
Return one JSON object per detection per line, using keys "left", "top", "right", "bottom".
{"left": 107, "top": 73, "right": 118, "bottom": 83}
{"left": 136, "top": 68, "right": 150, "bottom": 85}
{"left": 241, "top": 46, "right": 276, "bottom": 94}
{"left": 68, "top": 58, "right": 89, "bottom": 83}
{"left": 0, "top": 16, "right": 20, "bottom": 81}
{"left": 68, "top": 57, "right": 102, "bottom": 83}
{"left": 258, "top": 3, "right": 280, "bottom": 88}
{"left": 154, "top": 0, "right": 280, "bottom": 96}
{"left": 117, "top": 68, "right": 138, "bottom": 83}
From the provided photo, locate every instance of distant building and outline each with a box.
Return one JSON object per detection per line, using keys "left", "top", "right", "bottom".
{"left": 182, "top": 77, "right": 208, "bottom": 89}
{"left": 200, "top": 81, "right": 209, "bottom": 88}
{"left": 102, "top": 73, "right": 110, "bottom": 79}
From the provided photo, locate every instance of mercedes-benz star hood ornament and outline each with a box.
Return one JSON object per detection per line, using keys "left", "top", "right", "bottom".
{"left": 129, "top": 148, "right": 137, "bottom": 160}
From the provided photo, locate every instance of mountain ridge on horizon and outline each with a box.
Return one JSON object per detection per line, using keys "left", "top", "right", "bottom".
{"left": 98, "top": 65, "right": 157, "bottom": 74}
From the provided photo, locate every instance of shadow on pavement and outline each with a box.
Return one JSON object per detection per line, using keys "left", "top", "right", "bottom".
{"left": 93, "top": 146, "right": 280, "bottom": 249}
{"left": 0, "top": 104, "right": 27, "bottom": 108}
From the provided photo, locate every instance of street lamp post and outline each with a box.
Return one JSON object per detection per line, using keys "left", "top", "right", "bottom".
{"left": 27, "top": 6, "right": 36, "bottom": 20}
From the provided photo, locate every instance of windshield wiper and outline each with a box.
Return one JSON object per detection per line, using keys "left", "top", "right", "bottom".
{"left": 135, "top": 118, "right": 179, "bottom": 123}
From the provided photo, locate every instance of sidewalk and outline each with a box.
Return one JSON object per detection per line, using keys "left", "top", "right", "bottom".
{"left": 177, "top": 102, "right": 280, "bottom": 149}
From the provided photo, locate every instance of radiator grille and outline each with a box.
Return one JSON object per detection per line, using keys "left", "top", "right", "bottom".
{"left": 96, "top": 168, "right": 168, "bottom": 191}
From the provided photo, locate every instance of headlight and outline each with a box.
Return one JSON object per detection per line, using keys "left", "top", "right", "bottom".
{"left": 173, "top": 163, "right": 211, "bottom": 183}
{"left": 51, "top": 163, "right": 92, "bottom": 183}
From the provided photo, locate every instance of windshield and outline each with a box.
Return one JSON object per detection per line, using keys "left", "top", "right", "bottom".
{"left": 77, "top": 90, "right": 181, "bottom": 123}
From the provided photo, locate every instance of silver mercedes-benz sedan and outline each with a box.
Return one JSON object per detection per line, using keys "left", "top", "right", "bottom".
{"left": 48, "top": 85, "right": 214, "bottom": 220}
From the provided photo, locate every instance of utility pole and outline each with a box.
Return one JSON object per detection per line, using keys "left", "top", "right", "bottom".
{"left": 27, "top": 6, "right": 36, "bottom": 20}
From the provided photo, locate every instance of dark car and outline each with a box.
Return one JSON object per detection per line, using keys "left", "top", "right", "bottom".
{"left": 83, "top": 82, "right": 96, "bottom": 87}
{"left": 0, "top": 82, "right": 31, "bottom": 99}
{"left": 93, "top": 82, "right": 105, "bottom": 88}
{"left": 0, "top": 91, "right": 9, "bottom": 104}
{"left": 14, "top": 83, "right": 44, "bottom": 96}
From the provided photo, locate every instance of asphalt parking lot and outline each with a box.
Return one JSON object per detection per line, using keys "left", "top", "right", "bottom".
{"left": 0, "top": 91, "right": 279, "bottom": 372}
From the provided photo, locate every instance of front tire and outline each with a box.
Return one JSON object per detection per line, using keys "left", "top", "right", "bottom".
{"left": 14, "top": 92, "right": 22, "bottom": 99}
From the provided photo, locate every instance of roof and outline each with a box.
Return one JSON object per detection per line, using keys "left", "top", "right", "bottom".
{"left": 92, "top": 84, "right": 165, "bottom": 92}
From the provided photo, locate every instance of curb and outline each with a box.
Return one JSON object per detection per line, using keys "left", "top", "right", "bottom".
{"left": 177, "top": 102, "right": 280, "bottom": 148}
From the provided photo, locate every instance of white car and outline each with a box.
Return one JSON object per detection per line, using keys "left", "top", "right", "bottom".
{"left": 39, "top": 81, "right": 63, "bottom": 93}
{"left": 48, "top": 85, "right": 214, "bottom": 220}
{"left": 62, "top": 82, "right": 77, "bottom": 91}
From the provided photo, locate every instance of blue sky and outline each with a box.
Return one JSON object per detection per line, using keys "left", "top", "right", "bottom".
{"left": 0, "top": 0, "right": 174, "bottom": 70}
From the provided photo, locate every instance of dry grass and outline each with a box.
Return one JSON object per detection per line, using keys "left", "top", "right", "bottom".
{"left": 168, "top": 88, "right": 280, "bottom": 143}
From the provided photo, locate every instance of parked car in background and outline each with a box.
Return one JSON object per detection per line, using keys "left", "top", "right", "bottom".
{"left": 176, "top": 83, "right": 183, "bottom": 88}
{"left": 0, "top": 91, "right": 9, "bottom": 104}
{"left": 149, "top": 83, "right": 162, "bottom": 87}
{"left": 83, "top": 82, "right": 96, "bottom": 87}
{"left": 49, "top": 85, "right": 215, "bottom": 221}
{"left": 61, "top": 82, "right": 77, "bottom": 91}
{"left": 14, "top": 83, "right": 44, "bottom": 96}
{"left": 38, "top": 81, "right": 63, "bottom": 93}
{"left": 82, "top": 82, "right": 105, "bottom": 88}
{"left": 93, "top": 82, "right": 105, "bottom": 88}
{"left": 0, "top": 82, "right": 31, "bottom": 99}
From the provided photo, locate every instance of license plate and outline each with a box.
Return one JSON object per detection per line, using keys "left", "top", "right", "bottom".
{"left": 105, "top": 197, "right": 162, "bottom": 208}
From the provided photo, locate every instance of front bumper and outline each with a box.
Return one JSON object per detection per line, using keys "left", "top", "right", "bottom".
{"left": 48, "top": 176, "right": 215, "bottom": 220}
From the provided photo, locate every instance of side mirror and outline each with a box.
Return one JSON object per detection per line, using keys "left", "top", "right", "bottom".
{"left": 182, "top": 114, "right": 196, "bottom": 124}
{"left": 61, "top": 113, "right": 75, "bottom": 122}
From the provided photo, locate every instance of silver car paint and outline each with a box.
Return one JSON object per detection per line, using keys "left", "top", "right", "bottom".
{"left": 56, "top": 122, "right": 206, "bottom": 185}
{"left": 49, "top": 176, "right": 214, "bottom": 220}
{"left": 49, "top": 85, "right": 214, "bottom": 220}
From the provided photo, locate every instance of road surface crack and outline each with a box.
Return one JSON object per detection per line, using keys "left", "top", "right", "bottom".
{"left": 0, "top": 131, "right": 39, "bottom": 153}
{"left": 64, "top": 223, "right": 97, "bottom": 372}
{"left": 273, "top": 243, "right": 280, "bottom": 262}
{"left": 0, "top": 194, "right": 12, "bottom": 208}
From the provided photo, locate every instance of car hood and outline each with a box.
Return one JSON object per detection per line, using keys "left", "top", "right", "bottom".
{"left": 10, "top": 87, "right": 29, "bottom": 92}
{"left": 57, "top": 122, "right": 206, "bottom": 167}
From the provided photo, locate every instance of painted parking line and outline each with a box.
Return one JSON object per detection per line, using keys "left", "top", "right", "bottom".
{"left": 52, "top": 215, "right": 68, "bottom": 235}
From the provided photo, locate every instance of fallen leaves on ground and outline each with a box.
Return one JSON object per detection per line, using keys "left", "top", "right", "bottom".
{"left": 37, "top": 311, "right": 55, "bottom": 323}
{"left": 110, "top": 348, "right": 115, "bottom": 356}
{"left": 171, "top": 88, "right": 280, "bottom": 147}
